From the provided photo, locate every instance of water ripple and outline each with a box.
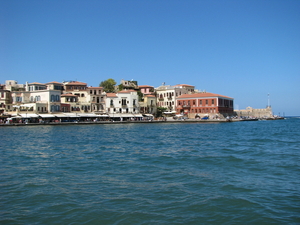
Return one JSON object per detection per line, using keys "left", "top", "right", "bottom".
{"left": 1, "top": 119, "right": 300, "bottom": 224}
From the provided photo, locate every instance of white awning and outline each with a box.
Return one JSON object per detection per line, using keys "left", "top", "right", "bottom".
{"left": 131, "top": 114, "right": 143, "bottom": 117}
{"left": 19, "top": 113, "right": 39, "bottom": 118}
{"left": 20, "top": 104, "right": 35, "bottom": 108}
{"left": 62, "top": 113, "right": 78, "bottom": 117}
{"left": 52, "top": 114, "right": 68, "bottom": 118}
{"left": 109, "top": 113, "right": 122, "bottom": 118}
{"left": 76, "top": 113, "right": 98, "bottom": 117}
{"left": 143, "top": 114, "right": 154, "bottom": 117}
{"left": 39, "top": 114, "right": 56, "bottom": 118}
{"left": 163, "top": 111, "right": 176, "bottom": 114}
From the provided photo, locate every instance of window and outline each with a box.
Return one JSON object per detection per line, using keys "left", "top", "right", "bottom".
{"left": 200, "top": 100, "right": 202, "bottom": 105}
{"left": 212, "top": 99, "right": 214, "bottom": 105}
{"left": 206, "top": 100, "right": 208, "bottom": 105}
{"left": 16, "top": 97, "right": 22, "bottom": 102}
{"left": 56, "top": 95, "right": 60, "bottom": 102}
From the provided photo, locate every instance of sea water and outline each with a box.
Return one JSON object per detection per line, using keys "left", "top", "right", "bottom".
{"left": 0, "top": 118, "right": 299, "bottom": 224}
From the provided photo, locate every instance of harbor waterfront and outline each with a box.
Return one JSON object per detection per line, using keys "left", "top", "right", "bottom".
{"left": 1, "top": 117, "right": 299, "bottom": 224}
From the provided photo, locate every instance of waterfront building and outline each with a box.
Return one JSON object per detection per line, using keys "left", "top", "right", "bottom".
{"left": 62, "top": 81, "right": 107, "bottom": 114}
{"left": 155, "top": 83, "right": 195, "bottom": 112}
{"left": 86, "top": 87, "right": 106, "bottom": 114}
{"left": 63, "top": 81, "right": 88, "bottom": 101}
{"left": 106, "top": 90, "right": 142, "bottom": 120}
{"left": 176, "top": 92, "right": 234, "bottom": 118}
{"left": 139, "top": 85, "right": 154, "bottom": 95}
{"left": 139, "top": 95, "right": 157, "bottom": 115}
{"left": 0, "top": 84, "right": 12, "bottom": 114}
{"left": 7, "top": 81, "right": 62, "bottom": 115}
{"left": 60, "top": 93, "right": 79, "bottom": 112}
{"left": 234, "top": 106, "right": 273, "bottom": 118}
{"left": 138, "top": 85, "right": 156, "bottom": 116}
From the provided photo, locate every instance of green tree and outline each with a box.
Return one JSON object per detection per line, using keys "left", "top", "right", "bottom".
{"left": 118, "top": 84, "right": 124, "bottom": 91}
{"left": 99, "top": 78, "right": 117, "bottom": 93}
{"left": 137, "top": 90, "right": 143, "bottom": 102}
{"left": 156, "top": 107, "right": 167, "bottom": 118}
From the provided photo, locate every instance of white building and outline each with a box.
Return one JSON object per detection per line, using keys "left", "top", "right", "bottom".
{"left": 9, "top": 82, "right": 62, "bottom": 114}
{"left": 155, "top": 83, "right": 195, "bottom": 112}
{"left": 106, "top": 90, "right": 142, "bottom": 120}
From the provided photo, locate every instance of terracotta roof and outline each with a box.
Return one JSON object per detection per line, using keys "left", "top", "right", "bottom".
{"left": 29, "top": 82, "right": 44, "bottom": 85}
{"left": 139, "top": 85, "right": 154, "bottom": 88}
{"left": 174, "top": 84, "right": 194, "bottom": 87}
{"left": 118, "top": 90, "right": 137, "bottom": 93}
{"left": 177, "top": 92, "right": 233, "bottom": 99}
{"left": 87, "top": 87, "right": 103, "bottom": 89}
{"left": 46, "top": 81, "right": 63, "bottom": 84}
{"left": 61, "top": 93, "right": 77, "bottom": 97}
{"left": 106, "top": 93, "right": 117, "bottom": 97}
{"left": 65, "top": 81, "right": 87, "bottom": 85}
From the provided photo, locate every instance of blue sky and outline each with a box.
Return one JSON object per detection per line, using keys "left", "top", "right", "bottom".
{"left": 1, "top": 0, "right": 299, "bottom": 116}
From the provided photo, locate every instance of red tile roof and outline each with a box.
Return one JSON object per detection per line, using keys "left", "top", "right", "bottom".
{"left": 29, "top": 82, "right": 44, "bottom": 85}
{"left": 65, "top": 81, "right": 87, "bottom": 85}
{"left": 139, "top": 85, "right": 154, "bottom": 88}
{"left": 46, "top": 81, "right": 63, "bottom": 84}
{"left": 106, "top": 93, "right": 117, "bottom": 97}
{"left": 118, "top": 90, "right": 137, "bottom": 93}
{"left": 174, "top": 84, "right": 194, "bottom": 87}
{"left": 177, "top": 92, "right": 233, "bottom": 99}
{"left": 87, "top": 87, "right": 103, "bottom": 89}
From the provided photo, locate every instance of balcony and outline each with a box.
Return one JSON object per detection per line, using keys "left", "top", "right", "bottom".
{"left": 182, "top": 105, "right": 191, "bottom": 109}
